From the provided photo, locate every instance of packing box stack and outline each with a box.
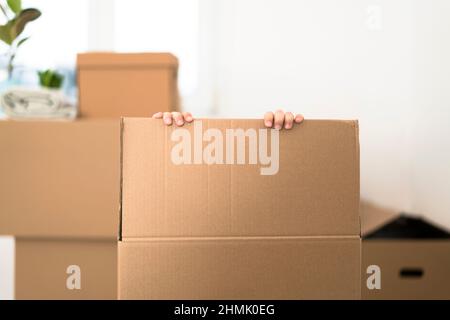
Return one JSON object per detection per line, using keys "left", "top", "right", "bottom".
{"left": 0, "top": 120, "right": 120, "bottom": 299}
{"left": 118, "top": 118, "right": 361, "bottom": 299}
{"left": 0, "top": 50, "right": 364, "bottom": 299}
{"left": 0, "top": 52, "right": 180, "bottom": 299}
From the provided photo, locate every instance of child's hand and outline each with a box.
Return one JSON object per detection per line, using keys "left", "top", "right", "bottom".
{"left": 264, "top": 110, "right": 304, "bottom": 130}
{"left": 152, "top": 112, "right": 194, "bottom": 126}
{"left": 152, "top": 110, "right": 304, "bottom": 130}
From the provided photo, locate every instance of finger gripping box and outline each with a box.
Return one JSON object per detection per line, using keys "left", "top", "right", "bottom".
{"left": 118, "top": 118, "right": 361, "bottom": 299}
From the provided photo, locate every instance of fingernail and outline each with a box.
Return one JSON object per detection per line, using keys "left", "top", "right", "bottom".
{"left": 177, "top": 120, "right": 183, "bottom": 126}
{"left": 164, "top": 118, "right": 172, "bottom": 125}
{"left": 265, "top": 120, "right": 272, "bottom": 127}
{"left": 186, "top": 116, "right": 193, "bottom": 122}
{"left": 275, "top": 125, "right": 281, "bottom": 130}
{"left": 285, "top": 124, "right": 292, "bottom": 129}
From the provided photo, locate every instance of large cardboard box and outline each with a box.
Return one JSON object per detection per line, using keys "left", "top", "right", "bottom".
{"left": 0, "top": 120, "right": 120, "bottom": 299}
{"left": 119, "top": 118, "right": 361, "bottom": 299}
{"left": 77, "top": 52, "right": 179, "bottom": 118}
{"left": 361, "top": 202, "right": 450, "bottom": 300}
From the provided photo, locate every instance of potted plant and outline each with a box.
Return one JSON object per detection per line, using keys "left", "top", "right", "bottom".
{"left": 0, "top": 0, "right": 41, "bottom": 80}
{"left": 38, "top": 69, "right": 64, "bottom": 90}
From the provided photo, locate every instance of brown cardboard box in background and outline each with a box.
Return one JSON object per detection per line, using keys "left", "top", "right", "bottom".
{"left": 361, "top": 201, "right": 450, "bottom": 299}
{"left": 363, "top": 239, "right": 450, "bottom": 299}
{"left": 77, "top": 52, "right": 179, "bottom": 118}
{"left": 119, "top": 119, "right": 361, "bottom": 299}
{"left": 0, "top": 120, "right": 120, "bottom": 238}
{"left": 0, "top": 120, "right": 120, "bottom": 299}
{"left": 15, "top": 239, "right": 116, "bottom": 300}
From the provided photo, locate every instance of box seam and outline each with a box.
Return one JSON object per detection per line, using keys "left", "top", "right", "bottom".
{"left": 121, "top": 235, "right": 361, "bottom": 242}
{"left": 354, "top": 119, "right": 361, "bottom": 238}
{"left": 118, "top": 117, "right": 124, "bottom": 241}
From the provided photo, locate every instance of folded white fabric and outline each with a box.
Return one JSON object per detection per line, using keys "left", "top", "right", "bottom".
{"left": 0, "top": 87, "right": 77, "bottom": 120}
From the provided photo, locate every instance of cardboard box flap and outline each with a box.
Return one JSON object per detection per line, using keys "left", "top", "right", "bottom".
{"left": 77, "top": 52, "right": 178, "bottom": 69}
{"left": 360, "top": 200, "right": 400, "bottom": 236}
{"left": 0, "top": 120, "right": 120, "bottom": 239}
{"left": 365, "top": 215, "right": 450, "bottom": 239}
{"left": 360, "top": 200, "right": 450, "bottom": 237}
{"left": 121, "top": 118, "right": 360, "bottom": 239}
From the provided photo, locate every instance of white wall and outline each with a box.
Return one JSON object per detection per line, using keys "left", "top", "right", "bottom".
{"left": 0, "top": 237, "right": 14, "bottom": 300}
{"left": 410, "top": 0, "right": 450, "bottom": 229}
{"left": 17, "top": 0, "right": 89, "bottom": 68}
{"left": 208, "top": 0, "right": 450, "bottom": 229}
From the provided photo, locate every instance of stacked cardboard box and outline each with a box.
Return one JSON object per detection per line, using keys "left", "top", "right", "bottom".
{"left": 118, "top": 119, "right": 361, "bottom": 299}
{"left": 0, "top": 120, "right": 119, "bottom": 299}
{"left": 0, "top": 52, "right": 179, "bottom": 299}
{"left": 77, "top": 52, "right": 179, "bottom": 118}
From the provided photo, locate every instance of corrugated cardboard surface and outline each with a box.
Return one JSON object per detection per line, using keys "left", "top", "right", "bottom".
{"left": 362, "top": 240, "right": 450, "bottom": 299}
{"left": 121, "top": 119, "right": 360, "bottom": 238}
{"left": 77, "top": 52, "right": 178, "bottom": 118}
{"left": 0, "top": 120, "right": 120, "bottom": 238}
{"left": 119, "top": 118, "right": 361, "bottom": 299}
{"left": 119, "top": 238, "right": 360, "bottom": 300}
{"left": 15, "top": 238, "right": 117, "bottom": 300}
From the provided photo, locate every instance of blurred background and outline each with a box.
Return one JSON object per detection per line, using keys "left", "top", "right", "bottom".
{"left": 0, "top": 0, "right": 449, "bottom": 299}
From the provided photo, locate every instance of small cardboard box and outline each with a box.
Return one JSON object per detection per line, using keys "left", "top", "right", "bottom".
{"left": 0, "top": 120, "right": 120, "bottom": 299}
{"left": 361, "top": 202, "right": 450, "bottom": 299}
{"left": 119, "top": 118, "right": 361, "bottom": 299}
{"left": 77, "top": 52, "right": 179, "bottom": 118}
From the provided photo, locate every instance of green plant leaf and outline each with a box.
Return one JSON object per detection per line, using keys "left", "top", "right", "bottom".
{"left": 16, "top": 35, "right": 29, "bottom": 47}
{"left": 38, "top": 69, "right": 64, "bottom": 89}
{"left": 7, "top": 0, "right": 21, "bottom": 14}
{"left": 0, "top": 22, "right": 13, "bottom": 45}
{"left": 10, "top": 8, "right": 41, "bottom": 41}
{"left": 0, "top": 4, "right": 9, "bottom": 18}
